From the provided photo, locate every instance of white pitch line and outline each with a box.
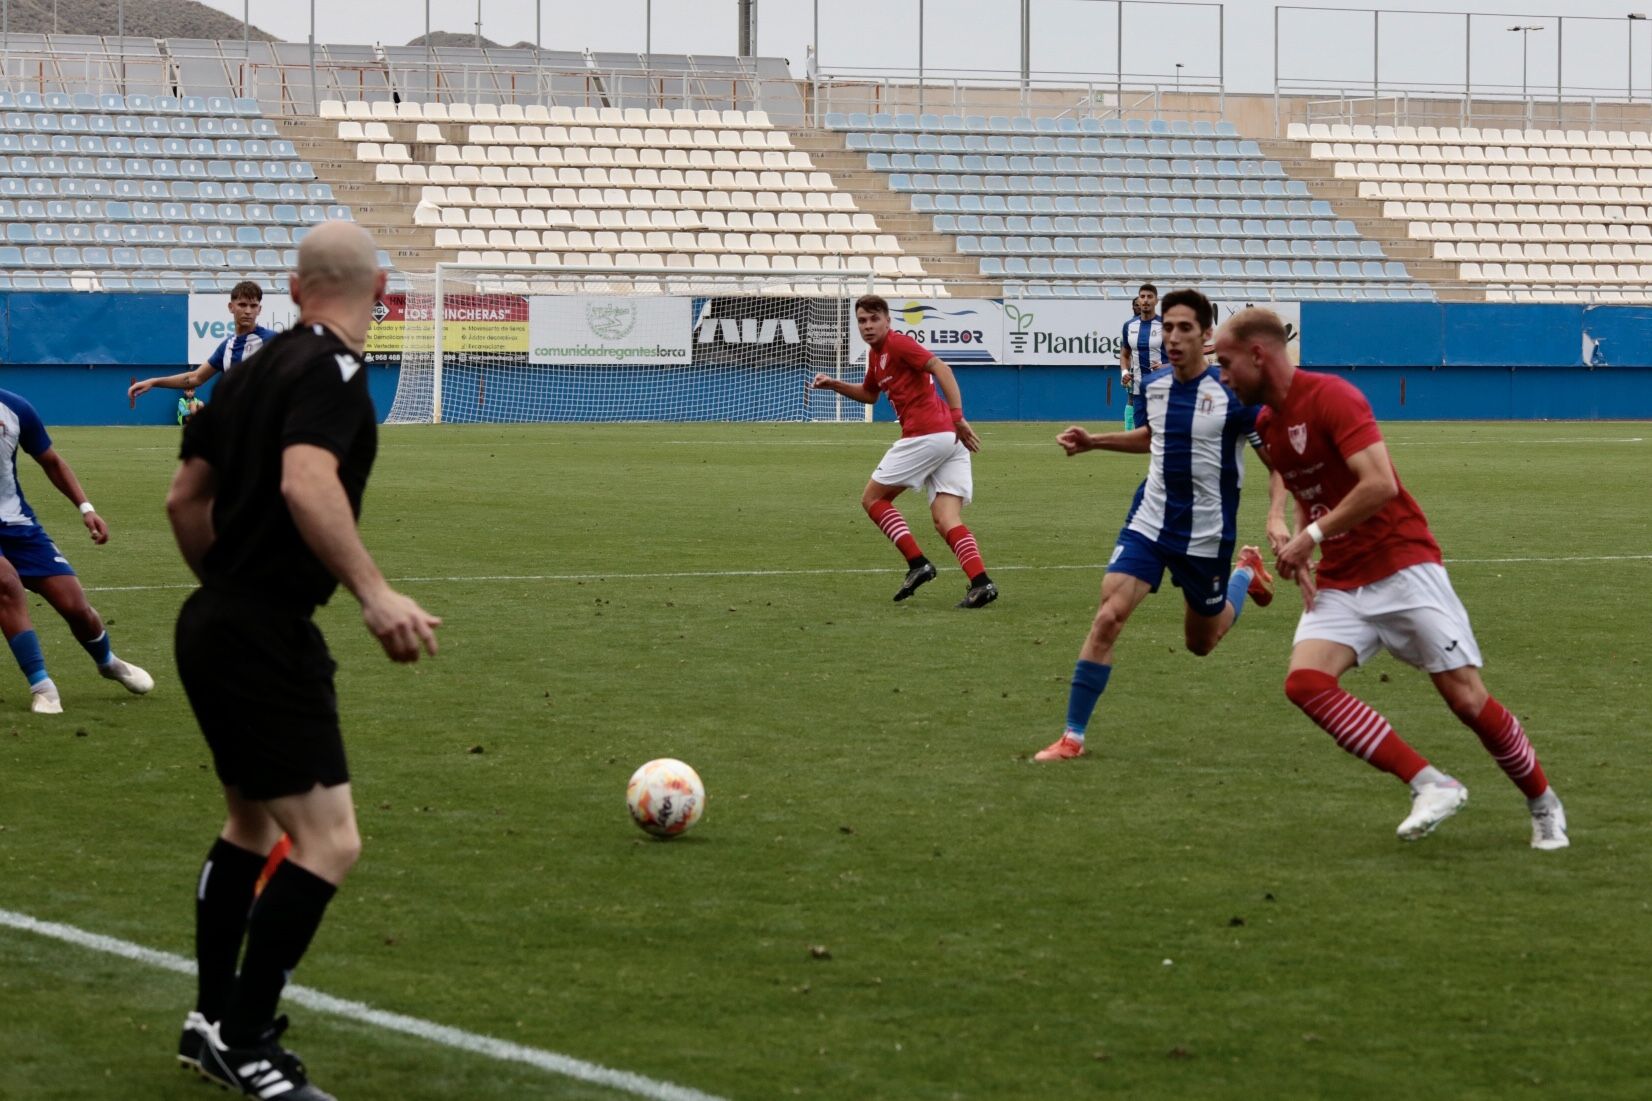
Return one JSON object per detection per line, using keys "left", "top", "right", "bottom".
{"left": 76, "top": 553, "right": 1652, "bottom": 595}
{"left": 0, "top": 907, "right": 729, "bottom": 1101}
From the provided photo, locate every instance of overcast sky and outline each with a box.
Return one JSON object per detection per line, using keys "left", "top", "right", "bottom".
{"left": 197, "top": 0, "right": 1652, "bottom": 100}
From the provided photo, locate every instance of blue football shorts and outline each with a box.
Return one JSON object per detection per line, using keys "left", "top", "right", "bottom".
{"left": 0, "top": 524, "right": 76, "bottom": 578}
{"left": 1106, "top": 528, "right": 1231, "bottom": 618}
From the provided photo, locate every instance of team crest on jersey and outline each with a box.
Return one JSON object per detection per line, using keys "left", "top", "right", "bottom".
{"left": 1198, "top": 394, "right": 1214, "bottom": 414}
{"left": 1288, "top": 423, "right": 1307, "bottom": 454}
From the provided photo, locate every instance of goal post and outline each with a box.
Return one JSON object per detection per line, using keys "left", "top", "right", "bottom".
{"left": 381, "top": 264, "right": 876, "bottom": 424}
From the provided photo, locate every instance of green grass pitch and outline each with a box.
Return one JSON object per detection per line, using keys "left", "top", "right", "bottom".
{"left": 1, "top": 420, "right": 1649, "bottom": 1100}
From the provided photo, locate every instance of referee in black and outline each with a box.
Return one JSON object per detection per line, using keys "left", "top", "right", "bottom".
{"left": 165, "top": 220, "right": 441, "bottom": 1100}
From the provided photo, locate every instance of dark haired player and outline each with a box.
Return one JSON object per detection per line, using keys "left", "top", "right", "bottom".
{"left": 129, "top": 280, "right": 275, "bottom": 404}
{"left": 1035, "top": 288, "right": 1273, "bottom": 761}
{"left": 809, "top": 294, "right": 998, "bottom": 608}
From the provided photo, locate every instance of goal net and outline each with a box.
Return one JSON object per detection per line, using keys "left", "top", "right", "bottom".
{"left": 380, "top": 265, "right": 873, "bottom": 424}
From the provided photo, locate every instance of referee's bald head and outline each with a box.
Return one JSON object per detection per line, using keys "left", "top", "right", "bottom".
{"left": 295, "top": 220, "right": 381, "bottom": 303}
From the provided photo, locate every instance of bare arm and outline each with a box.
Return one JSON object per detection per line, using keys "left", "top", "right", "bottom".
{"left": 1275, "top": 440, "right": 1398, "bottom": 583}
{"left": 130, "top": 361, "right": 218, "bottom": 400}
{"left": 283, "top": 444, "right": 441, "bottom": 662}
{"left": 33, "top": 447, "right": 108, "bottom": 544}
{"left": 1056, "top": 424, "right": 1152, "bottom": 456}
{"left": 923, "top": 356, "right": 980, "bottom": 452}
{"left": 810, "top": 372, "right": 877, "bottom": 405}
{"left": 1265, "top": 467, "right": 1293, "bottom": 555}
{"left": 165, "top": 456, "right": 217, "bottom": 581}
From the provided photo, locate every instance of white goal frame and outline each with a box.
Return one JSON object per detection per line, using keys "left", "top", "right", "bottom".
{"left": 386, "top": 263, "right": 876, "bottom": 425}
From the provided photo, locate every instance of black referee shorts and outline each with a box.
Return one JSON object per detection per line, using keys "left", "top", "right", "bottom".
{"left": 175, "top": 587, "right": 349, "bottom": 801}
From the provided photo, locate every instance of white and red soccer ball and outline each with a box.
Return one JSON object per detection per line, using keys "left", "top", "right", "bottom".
{"left": 625, "top": 758, "right": 705, "bottom": 838}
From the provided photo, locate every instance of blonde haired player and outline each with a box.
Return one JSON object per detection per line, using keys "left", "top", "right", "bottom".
{"left": 1214, "top": 306, "right": 1566, "bottom": 849}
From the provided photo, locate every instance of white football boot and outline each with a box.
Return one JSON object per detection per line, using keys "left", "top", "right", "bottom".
{"left": 100, "top": 657, "right": 155, "bottom": 695}
{"left": 1397, "top": 777, "right": 1468, "bottom": 841}
{"left": 30, "top": 680, "right": 63, "bottom": 714}
{"left": 1528, "top": 790, "right": 1570, "bottom": 851}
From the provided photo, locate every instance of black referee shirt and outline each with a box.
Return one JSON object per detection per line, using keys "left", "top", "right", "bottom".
{"left": 180, "top": 323, "right": 378, "bottom": 611}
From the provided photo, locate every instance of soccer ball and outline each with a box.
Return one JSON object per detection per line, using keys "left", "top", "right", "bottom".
{"left": 625, "top": 758, "right": 705, "bottom": 838}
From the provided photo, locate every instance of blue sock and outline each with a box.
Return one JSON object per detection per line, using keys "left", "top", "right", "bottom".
{"left": 8, "top": 630, "right": 50, "bottom": 686}
{"left": 80, "top": 630, "right": 113, "bottom": 667}
{"left": 1227, "top": 567, "right": 1253, "bottom": 625}
{"left": 1064, "top": 660, "right": 1112, "bottom": 741}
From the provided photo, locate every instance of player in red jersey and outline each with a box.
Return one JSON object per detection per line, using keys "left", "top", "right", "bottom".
{"left": 809, "top": 294, "right": 997, "bottom": 608}
{"left": 1214, "top": 307, "right": 1567, "bottom": 849}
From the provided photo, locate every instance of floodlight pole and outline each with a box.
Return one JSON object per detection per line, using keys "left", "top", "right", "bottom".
{"left": 1630, "top": 14, "right": 1648, "bottom": 103}
{"left": 917, "top": 0, "right": 924, "bottom": 116}
{"left": 1506, "top": 24, "right": 1543, "bottom": 118}
{"left": 309, "top": 0, "right": 318, "bottom": 115}
{"left": 1115, "top": 1, "right": 1123, "bottom": 114}
{"left": 1019, "top": 0, "right": 1030, "bottom": 93}
{"left": 1372, "top": 9, "right": 1379, "bottom": 118}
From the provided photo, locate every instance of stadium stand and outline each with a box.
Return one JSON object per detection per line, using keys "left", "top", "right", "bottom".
{"left": 1289, "top": 121, "right": 1652, "bottom": 303}
{"left": 0, "top": 28, "right": 1456, "bottom": 301}
{"left": 825, "top": 112, "right": 1435, "bottom": 301}
{"left": 0, "top": 89, "right": 372, "bottom": 293}
{"left": 313, "top": 100, "right": 945, "bottom": 295}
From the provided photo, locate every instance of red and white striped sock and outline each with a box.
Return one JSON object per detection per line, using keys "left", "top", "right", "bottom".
{"left": 1463, "top": 697, "right": 1549, "bottom": 798}
{"left": 944, "top": 524, "right": 986, "bottom": 582}
{"left": 867, "top": 500, "right": 923, "bottom": 562}
{"left": 1285, "top": 669, "right": 1429, "bottom": 782}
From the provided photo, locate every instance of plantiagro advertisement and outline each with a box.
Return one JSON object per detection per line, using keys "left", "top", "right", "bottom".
{"left": 528, "top": 295, "right": 692, "bottom": 365}
{"left": 1002, "top": 301, "right": 1124, "bottom": 365}
{"left": 1002, "top": 299, "right": 1303, "bottom": 366}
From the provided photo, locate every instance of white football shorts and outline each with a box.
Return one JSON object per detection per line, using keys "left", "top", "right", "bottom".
{"left": 871, "top": 430, "right": 973, "bottom": 504}
{"left": 1293, "top": 562, "right": 1483, "bottom": 673}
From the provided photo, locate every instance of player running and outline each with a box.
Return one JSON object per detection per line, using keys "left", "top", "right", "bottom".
{"left": 1214, "top": 306, "right": 1566, "bottom": 849}
{"left": 1119, "top": 283, "right": 1167, "bottom": 431}
{"left": 0, "top": 388, "right": 153, "bottom": 713}
{"left": 1035, "top": 288, "right": 1273, "bottom": 761}
{"left": 809, "top": 294, "right": 998, "bottom": 608}
{"left": 128, "top": 280, "right": 275, "bottom": 405}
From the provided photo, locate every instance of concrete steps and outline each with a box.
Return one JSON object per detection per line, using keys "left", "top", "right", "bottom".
{"left": 1255, "top": 137, "right": 1483, "bottom": 302}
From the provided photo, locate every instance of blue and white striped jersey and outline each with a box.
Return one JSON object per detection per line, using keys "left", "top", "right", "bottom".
{"left": 0, "top": 388, "right": 52, "bottom": 527}
{"left": 1121, "top": 314, "right": 1168, "bottom": 395}
{"left": 1126, "top": 366, "right": 1261, "bottom": 559}
{"left": 208, "top": 326, "right": 276, "bottom": 374}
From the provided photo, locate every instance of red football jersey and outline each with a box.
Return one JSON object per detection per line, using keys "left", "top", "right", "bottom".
{"left": 1256, "top": 371, "right": 1441, "bottom": 590}
{"left": 862, "top": 331, "right": 953, "bottom": 438}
